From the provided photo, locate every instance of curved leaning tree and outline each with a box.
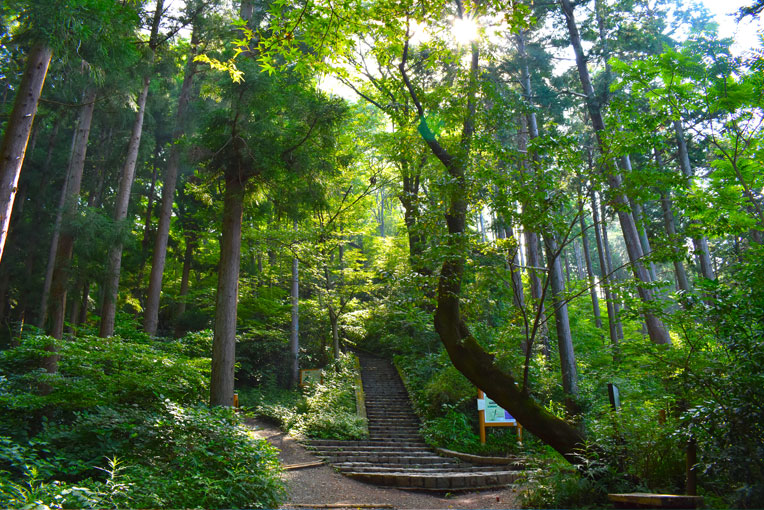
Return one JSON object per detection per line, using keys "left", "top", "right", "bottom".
{"left": 237, "top": 0, "right": 588, "bottom": 463}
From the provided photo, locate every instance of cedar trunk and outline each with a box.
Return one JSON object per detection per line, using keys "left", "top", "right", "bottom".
{"left": 544, "top": 234, "right": 579, "bottom": 403}
{"left": 99, "top": 77, "right": 150, "bottom": 337}
{"left": 289, "top": 221, "right": 300, "bottom": 388}
{"left": 144, "top": 24, "right": 200, "bottom": 335}
{"left": 47, "top": 86, "right": 97, "bottom": 338}
{"left": 560, "top": 0, "right": 670, "bottom": 345}
{"left": 0, "top": 44, "right": 52, "bottom": 264}
{"left": 210, "top": 174, "right": 244, "bottom": 406}
{"left": 579, "top": 209, "right": 603, "bottom": 329}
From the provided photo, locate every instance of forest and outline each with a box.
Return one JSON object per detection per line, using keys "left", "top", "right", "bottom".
{"left": 1, "top": 0, "right": 763, "bottom": 508}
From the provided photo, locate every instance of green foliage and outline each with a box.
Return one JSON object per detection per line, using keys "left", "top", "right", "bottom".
{"left": 0, "top": 332, "right": 209, "bottom": 436}
{"left": 113, "top": 402, "right": 285, "bottom": 509}
{"left": 665, "top": 249, "right": 764, "bottom": 507}
{"left": 245, "top": 353, "right": 367, "bottom": 441}
{"left": 0, "top": 403, "right": 285, "bottom": 509}
{"left": 521, "top": 449, "right": 625, "bottom": 509}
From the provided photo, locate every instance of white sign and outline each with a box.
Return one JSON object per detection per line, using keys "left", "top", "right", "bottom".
{"left": 478, "top": 396, "right": 516, "bottom": 424}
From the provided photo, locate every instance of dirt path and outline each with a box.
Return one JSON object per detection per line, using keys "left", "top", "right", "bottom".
{"left": 246, "top": 419, "right": 523, "bottom": 509}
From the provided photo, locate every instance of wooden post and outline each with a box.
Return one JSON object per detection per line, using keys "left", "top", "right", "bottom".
{"left": 686, "top": 438, "right": 697, "bottom": 496}
{"left": 478, "top": 389, "right": 487, "bottom": 444}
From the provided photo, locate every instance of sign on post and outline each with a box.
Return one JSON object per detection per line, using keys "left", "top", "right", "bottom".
{"left": 607, "top": 383, "right": 620, "bottom": 411}
{"left": 300, "top": 369, "right": 323, "bottom": 387}
{"left": 477, "top": 389, "right": 523, "bottom": 444}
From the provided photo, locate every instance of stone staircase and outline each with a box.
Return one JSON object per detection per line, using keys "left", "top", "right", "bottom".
{"left": 304, "top": 352, "right": 524, "bottom": 491}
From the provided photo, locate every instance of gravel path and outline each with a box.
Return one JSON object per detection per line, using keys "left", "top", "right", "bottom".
{"left": 246, "top": 419, "right": 524, "bottom": 509}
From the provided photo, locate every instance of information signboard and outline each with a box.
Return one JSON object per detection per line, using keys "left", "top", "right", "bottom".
{"left": 300, "top": 368, "right": 323, "bottom": 387}
{"left": 477, "top": 389, "right": 522, "bottom": 444}
{"left": 483, "top": 395, "right": 516, "bottom": 424}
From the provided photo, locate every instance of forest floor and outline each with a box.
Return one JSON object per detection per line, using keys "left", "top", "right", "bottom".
{"left": 246, "top": 418, "right": 524, "bottom": 509}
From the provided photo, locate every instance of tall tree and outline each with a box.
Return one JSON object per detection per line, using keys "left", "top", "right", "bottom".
{"left": 144, "top": 10, "right": 203, "bottom": 336}
{"left": 99, "top": 0, "right": 165, "bottom": 337}
{"left": 559, "top": 0, "right": 671, "bottom": 345}
{"left": 0, "top": 43, "right": 52, "bottom": 264}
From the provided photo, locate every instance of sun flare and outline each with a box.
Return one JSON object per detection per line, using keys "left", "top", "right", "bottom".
{"left": 452, "top": 16, "right": 479, "bottom": 45}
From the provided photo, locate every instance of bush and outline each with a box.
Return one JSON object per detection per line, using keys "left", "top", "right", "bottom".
{"left": 0, "top": 334, "right": 209, "bottom": 429}
{"left": 244, "top": 353, "right": 367, "bottom": 440}
{"left": 0, "top": 402, "right": 286, "bottom": 509}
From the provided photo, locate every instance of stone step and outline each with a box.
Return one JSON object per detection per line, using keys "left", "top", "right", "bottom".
{"left": 344, "top": 471, "right": 523, "bottom": 490}
{"left": 309, "top": 446, "right": 433, "bottom": 455}
{"left": 318, "top": 454, "right": 458, "bottom": 465}
{"left": 333, "top": 463, "right": 520, "bottom": 474}
{"left": 305, "top": 439, "right": 425, "bottom": 448}
{"left": 306, "top": 351, "right": 527, "bottom": 491}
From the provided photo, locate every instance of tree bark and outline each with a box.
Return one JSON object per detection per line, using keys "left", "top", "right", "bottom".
{"left": 503, "top": 221, "right": 526, "bottom": 312}
{"left": 544, "top": 233, "right": 580, "bottom": 407}
{"left": 144, "top": 23, "right": 201, "bottom": 335}
{"left": 44, "top": 86, "right": 97, "bottom": 336}
{"left": 515, "top": 32, "right": 551, "bottom": 359}
{"left": 210, "top": 174, "right": 244, "bottom": 406}
{"left": 289, "top": 220, "right": 300, "bottom": 388}
{"left": 560, "top": 0, "right": 670, "bottom": 345}
{"left": 591, "top": 187, "right": 621, "bottom": 344}
{"left": 38, "top": 153, "right": 72, "bottom": 330}
{"left": 598, "top": 192, "right": 625, "bottom": 342}
{"left": 579, "top": 203, "right": 603, "bottom": 329}
{"left": 0, "top": 44, "right": 52, "bottom": 264}
{"left": 99, "top": 76, "right": 150, "bottom": 337}
{"left": 659, "top": 190, "right": 691, "bottom": 292}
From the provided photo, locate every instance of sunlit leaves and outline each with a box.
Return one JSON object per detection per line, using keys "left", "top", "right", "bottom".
{"left": 194, "top": 54, "right": 244, "bottom": 83}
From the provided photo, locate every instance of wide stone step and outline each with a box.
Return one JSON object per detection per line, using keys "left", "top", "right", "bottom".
{"left": 333, "top": 463, "right": 520, "bottom": 474}
{"left": 367, "top": 424, "right": 417, "bottom": 430}
{"left": 308, "top": 445, "right": 431, "bottom": 454}
{"left": 305, "top": 439, "right": 425, "bottom": 447}
{"left": 344, "top": 470, "right": 523, "bottom": 490}
{"left": 318, "top": 454, "right": 457, "bottom": 465}
{"left": 369, "top": 419, "right": 420, "bottom": 429}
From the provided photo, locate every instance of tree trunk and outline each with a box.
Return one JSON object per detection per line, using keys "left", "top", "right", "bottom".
{"left": 560, "top": 0, "right": 670, "bottom": 345}
{"left": 144, "top": 23, "right": 200, "bottom": 335}
{"left": 210, "top": 174, "right": 244, "bottom": 407}
{"left": 514, "top": 31, "right": 554, "bottom": 359}
{"left": 579, "top": 204, "right": 603, "bottom": 329}
{"left": 0, "top": 44, "right": 52, "bottom": 264}
{"left": 525, "top": 229, "right": 550, "bottom": 358}
{"left": 43, "top": 85, "right": 97, "bottom": 334}
{"left": 176, "top": 232, "right": 196, "bottom": 317}
{"left": 135, "top": 145, "right": 159, "bottom": 286}
{"left": 289, "top": 220, "right": 300, "bottom": 388}
{"left": 592, "top": 186, "right": 621, "bottom": 344}
{"left": 402, "top": 38, "right": 587, "bottom": 464}
{"left": 504, "top": 221, "right": 525, "bottom": 312}
{"left": 573, "top": 239, "right": 585, "bottom": 281}
{"left": 330, "top": 306, "right": 340, "bottom": 360}
{"left": 659, "top": 190, "right": 691, "bottom": 293}
{"left": 99, "top": 76, "right": 150, "bottom": 337}
{"left": 544, "top": 233, "right": 580, "bottom": 408}
{"left": 38, "top": 158, "right": 72, "bottom": 330}
{"left": 598, "top": 192, "right": 624, "bottom": 342}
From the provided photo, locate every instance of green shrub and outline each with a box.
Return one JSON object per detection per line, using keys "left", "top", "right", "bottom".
{"left": 0, "top": 333, "right": 210, "bottom": 438}
{"left": 117, "top": 402, "right": 285, "bottom": 509}
{"left": 244, "top": 353, "right": 367, "bottom": 441}
{"left": 0, "top": 402, "right": 285, "bottom": 509}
